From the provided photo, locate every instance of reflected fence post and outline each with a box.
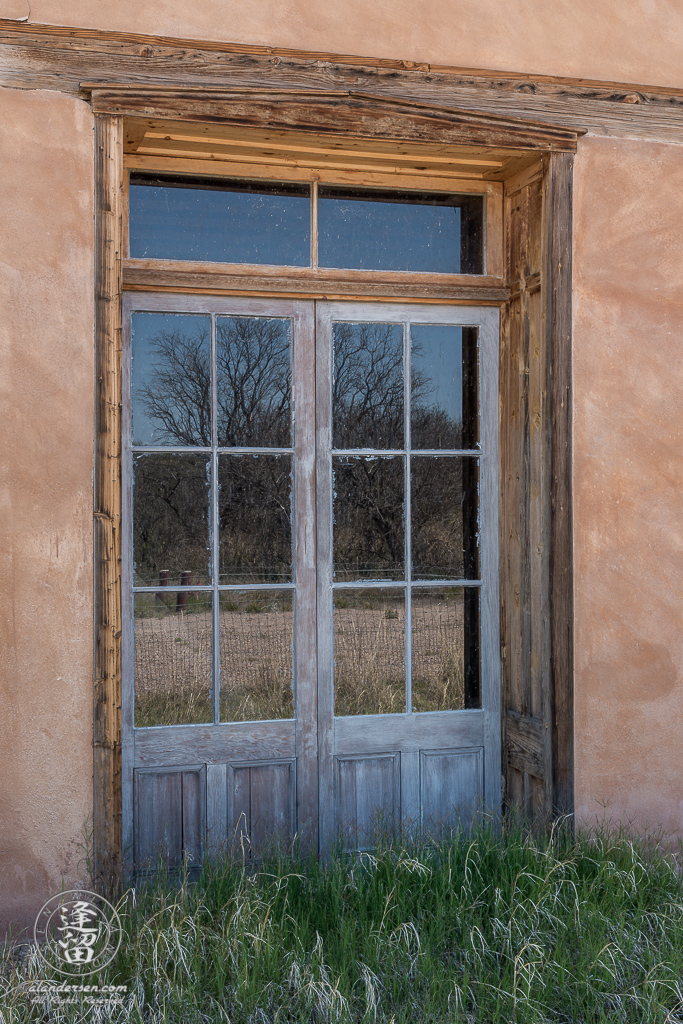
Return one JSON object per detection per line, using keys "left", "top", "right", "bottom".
{"left": 156, "top": 569, "right": 169, "bottom": 604}
{"left": 176, "top": 571, "right": 192, "bottom": 612}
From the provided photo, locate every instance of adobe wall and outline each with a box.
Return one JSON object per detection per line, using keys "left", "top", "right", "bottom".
{"left": 0, "top": 85, "right": 95, "bottom": 939}
{"left": 572, "top": 135, "right": 683, "bottom": 841}
{"left": 2, "top": 21, "right": 683, "bottom": 939}
{"left": 2, "top": 0, "right": 683, "bottom": 88}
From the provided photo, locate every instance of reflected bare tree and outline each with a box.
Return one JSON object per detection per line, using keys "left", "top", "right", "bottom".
{"left": 217, "top": 318, "right": 291, "bottom": 447}
{"left": 134, "top": 317, "right": 469, "bottom": 586}
{"left": 138, "top": 326, "right": 212, "bottom": 445}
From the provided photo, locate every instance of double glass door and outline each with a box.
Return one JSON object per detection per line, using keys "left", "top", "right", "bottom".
{"left": 122, "top": 294, "right": 499, "bottom": 869}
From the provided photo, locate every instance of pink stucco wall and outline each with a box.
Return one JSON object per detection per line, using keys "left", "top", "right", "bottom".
{"left": 572, "top": 136, "right": 683, "bottom": 840}
{"left": 0, "top": 86, "right": 94, "bottom": 939}
{"left": 1, "top": 12, "right": 683, "bottom": 938}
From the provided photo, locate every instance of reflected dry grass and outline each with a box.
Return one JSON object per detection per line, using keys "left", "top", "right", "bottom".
{"left": 134, "top": 593, "right": 467, "bottom": 726}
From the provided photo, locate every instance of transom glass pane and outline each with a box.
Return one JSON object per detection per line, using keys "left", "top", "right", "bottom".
{"left": 129, "top": 175, "right": 311, "bottom": 266}
{"left": 318, "top": 187, "right": 484, "bottom": 274}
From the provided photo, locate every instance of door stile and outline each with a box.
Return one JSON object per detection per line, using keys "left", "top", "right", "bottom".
{"left": 293, "top": 300, "right": 319, "bottom": 854}
{"left": 314, "top": 301, "right": 335, "bottom": 857}
{"left": 478, "top": 310, "right": 502, "bottom": 815}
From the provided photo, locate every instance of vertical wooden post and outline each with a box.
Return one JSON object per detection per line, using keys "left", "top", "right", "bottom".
{"left": 93, "top": 113, "right": 124, "bottom": 895}
{"left": 543, "top": 152, "right": 575, "bottom": 817}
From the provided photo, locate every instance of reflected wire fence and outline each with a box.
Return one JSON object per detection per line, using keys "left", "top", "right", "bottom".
{"left": 134, "top": 589, "right": 466, "bottom": 726}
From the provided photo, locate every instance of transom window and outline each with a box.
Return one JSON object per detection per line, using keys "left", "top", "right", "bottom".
{"left": 128, "top": 174, "right": 485, "bottom": 273}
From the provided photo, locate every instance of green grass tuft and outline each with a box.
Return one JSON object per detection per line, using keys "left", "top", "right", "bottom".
{"left": 3, "top": 817, "right": 683, "bottom": 1022}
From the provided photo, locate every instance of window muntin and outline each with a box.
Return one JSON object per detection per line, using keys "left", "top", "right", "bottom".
{"left": 128, "top": 174, "right": 485, "bottom": 274}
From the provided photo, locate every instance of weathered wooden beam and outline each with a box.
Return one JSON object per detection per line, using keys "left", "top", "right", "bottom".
{"left": 122, "top": 261, "right": 509, "bottom": 303}
{"left": 84, "top": 86, "right": 580, "bottom": 151}
{"left": 93, "top": 113, "right": 123, "bottom": 896}
{"left": 1, "top": 22, "right": 683, "bottom": 142}
{"left": 543, "top": 152, "right": 574, "bottom": 818}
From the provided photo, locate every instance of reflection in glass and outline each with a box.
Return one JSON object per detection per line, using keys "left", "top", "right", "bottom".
{"left": 333, "top": 322, "right": 404, "bottom": 449}
{"left": 218, "top": 454, "right": 292, "bottom": 584}
{"left": 133, "top": 453, "right": 211, "bottom": 586}
{"left": 134, "top": 592, "right": 213, "bottom": 726}
{"left": 411, "top": 457, "right": 479, "bottom": 580}
{"left": 333, "top": 456, "right": 404, "bottom": 581}
{"left": 411, "top": 587, "right": 480, "bottom": 711}
{"left": 216, "top": 317, "right": 291, "bottom": 447}
{"left": 319, "top": 187, "right": 484, "bottom": 274}
{"left": 132, "top": 313, "right": 211, "bottom": 447}
{"left": 219, "top": 591, "right": 294, "bottom": 722}
{"left": 334, "top": 589, "right": 405, "bottom": 715}
{"left": 129, "top": 176, "right": 310, "bottom": 266}
{"left": 411, "top": 325, "right": 478, "bottom": 449}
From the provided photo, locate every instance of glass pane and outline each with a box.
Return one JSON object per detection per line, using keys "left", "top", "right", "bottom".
{"left": 319, "top": 187, "right": 483, "bottom": 274}
{"left": 411, "top": 325, "right": 478, "bottom": 449}
{"left": 334, "top": 589, "right": 405, "bottom": 716}
{"left": 333, "top": 456, "right": 404, "bottom": 581}
{"left": 218, "top": 454, "right": 292, "bottom": 584}
{"left": 131, "top": 313, "right": 211, "bottom": 447}
{"left": 333, "top": 322, "right": 404, "bottom": 449}
{"left": 411, "top": 587, "right": 480, "bottom": 711}
{"left": 219, "top": 591, "right": 294, "bottom": 722}
{"left": 216, "top": 317, "right": 291, "bottom": 447}
{"left": 134, "top": 592, "right": 212, "bottom": 726}
{"left": 411, "top": 456, "right": 479, "bottom": 580}
{"left": 129, "top": 176, "right": 310, "bottom": 266}
{"left": 133, "top": 453, "right": 211, "bottom": 587}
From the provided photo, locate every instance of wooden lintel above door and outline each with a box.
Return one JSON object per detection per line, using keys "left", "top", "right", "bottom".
{"left": 82, "top": 84, "right": 582, "bottom": 170}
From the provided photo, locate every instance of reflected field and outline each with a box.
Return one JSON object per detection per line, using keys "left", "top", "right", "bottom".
{"left": 134, "top": 590, "right": 468, "bottom": 726}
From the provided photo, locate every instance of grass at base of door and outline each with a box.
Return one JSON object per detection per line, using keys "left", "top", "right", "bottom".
{"left": 4, "top": 816, "right": 683, "bottom": 1023}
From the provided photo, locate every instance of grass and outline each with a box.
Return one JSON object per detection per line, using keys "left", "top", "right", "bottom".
{"left": 3, "top": 817, "right": 683, "bottom": 1023}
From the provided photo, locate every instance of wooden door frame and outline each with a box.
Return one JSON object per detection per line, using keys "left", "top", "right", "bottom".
{"left": 93, "top": 94, "right": 576, "bottom": 893}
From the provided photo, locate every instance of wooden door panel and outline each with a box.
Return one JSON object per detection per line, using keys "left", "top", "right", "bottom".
{"left": 228, "top": 760, "right": 296, "bottom": 853}
{"left": 134, "top": 765, "right": 206, "bottom": 869}
{"left": 335, "top": 753, "right": 401, "bottom": 848}
{"left": 420, "top": 747, "right": 483, "bottom": 835}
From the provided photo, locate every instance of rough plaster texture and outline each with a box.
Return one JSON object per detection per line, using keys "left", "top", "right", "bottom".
{"left": 0, "top": 86, "right": 95, "bottom": 939}
{"left": 573, "top": 136, "right": 683, "bottom": 840}
{"left": 1, "top": 1, "right": 683, "bottom": 89}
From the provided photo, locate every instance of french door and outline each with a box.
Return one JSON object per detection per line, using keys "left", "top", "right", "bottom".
{"left": 122, "top": 294, "right": 500, "bottom": 870}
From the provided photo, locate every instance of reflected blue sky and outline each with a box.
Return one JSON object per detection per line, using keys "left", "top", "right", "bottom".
{"left": 411, "top": 324, "right": 464, "bottom": 426}
{"left": 129, "top": 183, "right": 311, "bottom": 266}
{"left": 131, "top": 313, "right": 211, "bottom": 446}
{"left": 129, "top": 179, "right": 483, "bottom": 274}
{"left": 319, "top": 197, "right": 462, "bottom": 273}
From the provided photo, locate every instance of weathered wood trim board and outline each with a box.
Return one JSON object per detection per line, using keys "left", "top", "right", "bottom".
{"left": 2, "top": 21, "right": 683, "bottom": 142}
